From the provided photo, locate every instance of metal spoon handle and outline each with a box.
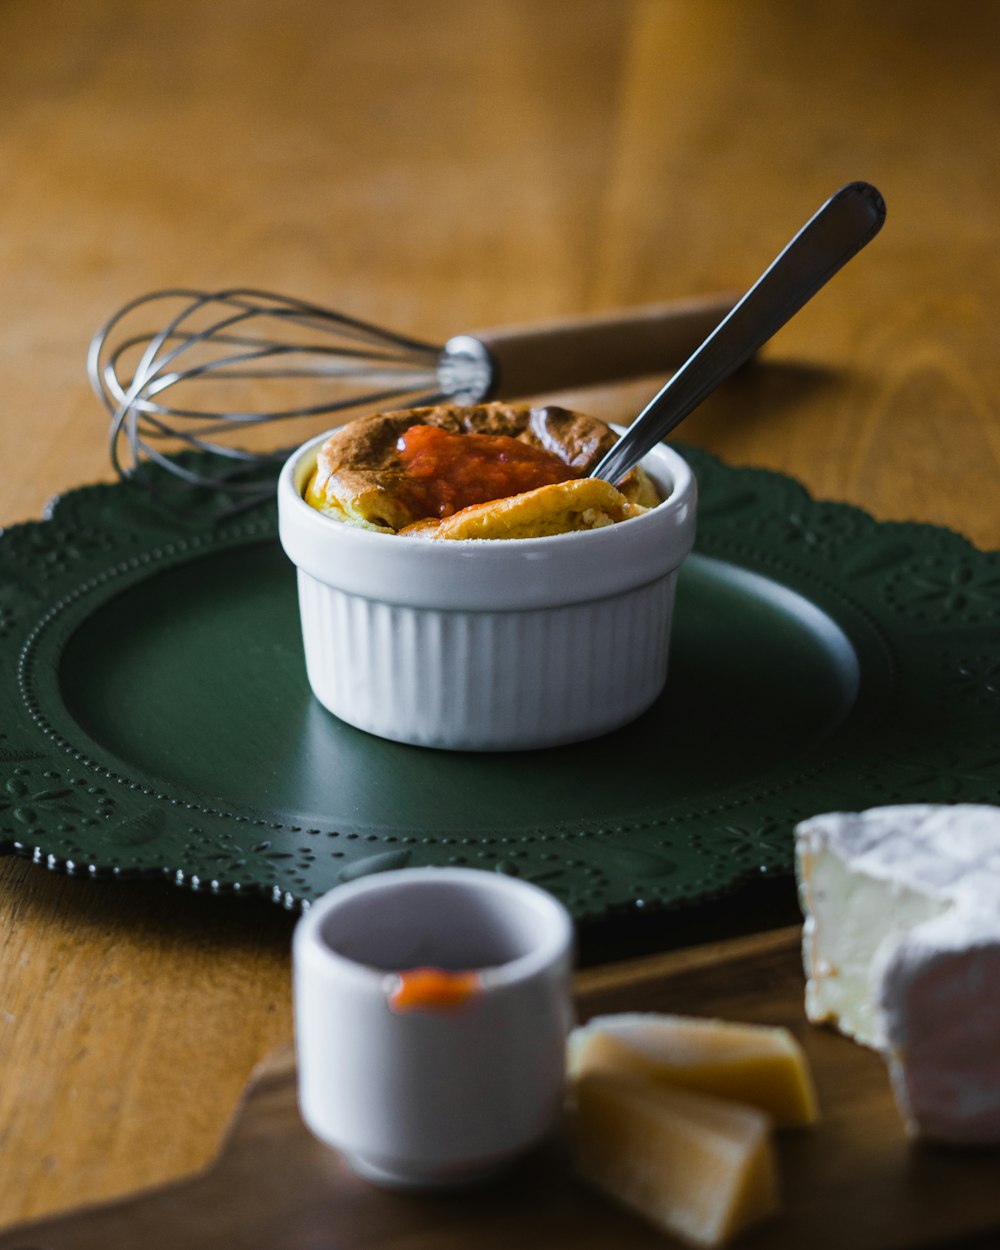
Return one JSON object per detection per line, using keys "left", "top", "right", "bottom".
{"left": 590, "top": 181, "right": 886, "bottom": 485}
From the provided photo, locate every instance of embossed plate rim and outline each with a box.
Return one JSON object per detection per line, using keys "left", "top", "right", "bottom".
{"left": 0, "top": 445, "right": 997, "bottom": 925}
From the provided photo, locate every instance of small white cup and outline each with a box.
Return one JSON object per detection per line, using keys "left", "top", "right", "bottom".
{"left": 293, "top": 867, "right": 575, "bottom": 1189}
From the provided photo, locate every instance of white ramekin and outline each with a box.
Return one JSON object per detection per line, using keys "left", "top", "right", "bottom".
{"left": 277, "top": 427, "right": 697, "bottom": 750}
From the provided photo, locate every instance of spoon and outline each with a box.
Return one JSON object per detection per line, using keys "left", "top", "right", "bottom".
{"left": 590, "top": 180, "right": 886, "bottom": 486}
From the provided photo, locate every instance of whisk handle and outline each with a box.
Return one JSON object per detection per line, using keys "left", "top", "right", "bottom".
{"left": 468, "top": 292, "right": 738, "bottom": 401}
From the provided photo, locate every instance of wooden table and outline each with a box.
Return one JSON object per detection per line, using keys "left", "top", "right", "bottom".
{"left": 0, "top": 0, "right": 997, "bottom": 1234}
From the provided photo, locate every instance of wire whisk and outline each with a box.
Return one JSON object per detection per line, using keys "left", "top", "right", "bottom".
{"left": 88, "top": 286, "right": 736, "bottom": 511}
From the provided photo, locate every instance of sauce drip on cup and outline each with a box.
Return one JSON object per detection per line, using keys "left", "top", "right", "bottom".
{"left": 388, "top": 965, "right": 483, "bottom": 1013}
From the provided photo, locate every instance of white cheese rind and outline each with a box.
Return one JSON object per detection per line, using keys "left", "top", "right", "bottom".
{"left": 795, "top": 803, "right": 1000, "bottom": 1143}
{"left": 879, "top": 910, "right": 1000, "bottom": 1144}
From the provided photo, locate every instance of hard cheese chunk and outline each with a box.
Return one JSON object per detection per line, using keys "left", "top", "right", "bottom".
{"left": 569, "top": 1013, "right": 819, "bottom": 1128}
{"left": 574, "top": 1071, "right": 779, "bottom": 1247}
{"left": 796, "top": 803, "right": 1000, "bottom": 1142}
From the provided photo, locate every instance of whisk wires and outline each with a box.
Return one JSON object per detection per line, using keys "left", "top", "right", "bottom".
{"left": 88, "top": 288, "right": 450, "bottom": 510}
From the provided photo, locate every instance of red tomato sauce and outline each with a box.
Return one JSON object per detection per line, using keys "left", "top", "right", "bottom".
{"left": 396, "top": 423, "right": 576, "bottom": 518}
{"left": 388, "top": 967, "right": 483, "bottom": 1013}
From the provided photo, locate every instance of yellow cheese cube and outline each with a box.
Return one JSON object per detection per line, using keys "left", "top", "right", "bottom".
{"left": 569, "top": 1013, "right": 819, "bottom": 1128}
{"left": 573, "top": 1071, "right": 780, "bottom": 1247}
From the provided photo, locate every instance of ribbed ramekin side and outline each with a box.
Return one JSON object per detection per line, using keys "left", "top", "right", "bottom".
{"left": 296, "top": 572, "right": 676, "bottom": 751}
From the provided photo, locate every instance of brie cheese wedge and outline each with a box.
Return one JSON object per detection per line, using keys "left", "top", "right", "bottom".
{"left": 795, "top": 803, "right": 1000, "bottom": 1143}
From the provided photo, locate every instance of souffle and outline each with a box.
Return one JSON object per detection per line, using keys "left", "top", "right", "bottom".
{"left": 303, "top": 402, "right": 661, "bottom": 538}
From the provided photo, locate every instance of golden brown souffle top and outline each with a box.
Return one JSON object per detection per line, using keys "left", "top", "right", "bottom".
{"left": 303, "top": 402, "right": 661, "bottom": 539}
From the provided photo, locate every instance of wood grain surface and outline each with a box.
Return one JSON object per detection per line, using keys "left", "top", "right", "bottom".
{"left": 1, "top": 0, "right": 999, "bottom": 1235}
{"left": 4, "top": 928, "right": 1000, "bottom": 1250}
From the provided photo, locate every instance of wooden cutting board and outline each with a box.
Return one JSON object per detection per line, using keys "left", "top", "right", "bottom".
{"left": 3, "top": 926, "right": 999, "bottom": 1250}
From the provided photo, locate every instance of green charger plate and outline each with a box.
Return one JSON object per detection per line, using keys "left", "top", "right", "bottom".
{"left": 1, "top": 446, "right": 997, "bottom": 925}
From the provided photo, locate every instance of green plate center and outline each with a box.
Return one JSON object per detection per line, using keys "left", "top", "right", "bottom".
{"left": 57, "top": 545, "right": 864, "bottom": 834}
